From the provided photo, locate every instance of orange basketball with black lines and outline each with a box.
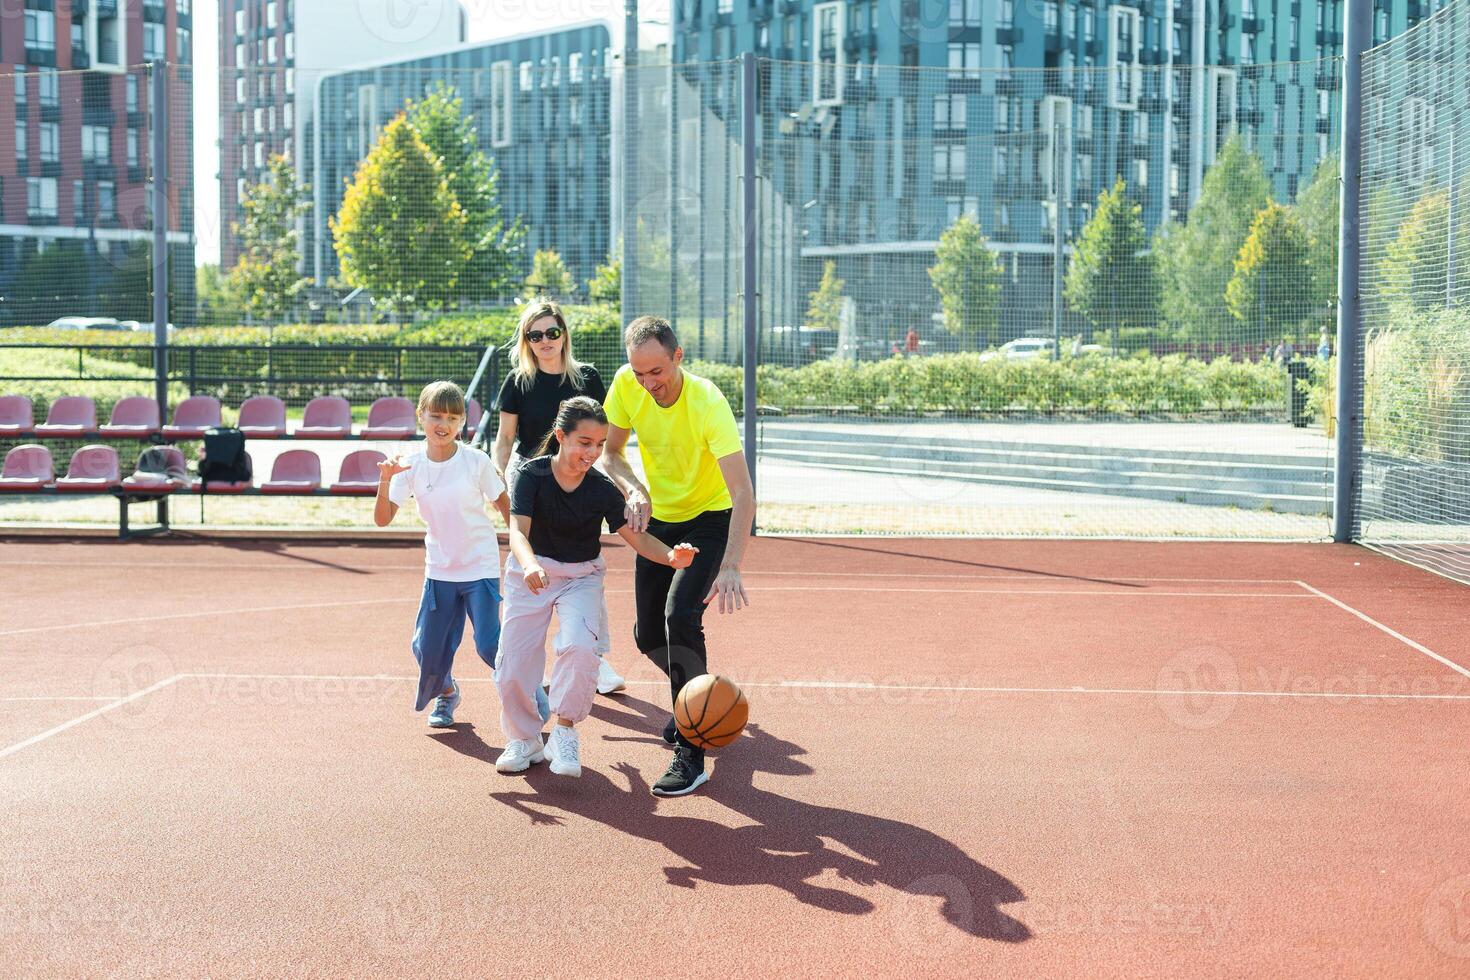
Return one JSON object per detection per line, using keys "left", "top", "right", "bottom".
{"left": 674, "top": 674, "right": 748, "bottom": 750}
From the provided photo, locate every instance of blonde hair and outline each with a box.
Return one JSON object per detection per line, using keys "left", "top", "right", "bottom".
{"left": 509, "top": 299, "right": 590, "bottom": 393}
{"left": 416, "top": 380, "right": 466, "bottom": 417}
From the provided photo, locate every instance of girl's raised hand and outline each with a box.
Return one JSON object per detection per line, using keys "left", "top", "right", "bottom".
{"left": 668, "top": 543, "right": 700, "bottom": 569}
{"left": 524, "top": 565, "right": 550, "bottom": 594}
{"left": 378, "top": 455, "right": 411, "bottom": 479}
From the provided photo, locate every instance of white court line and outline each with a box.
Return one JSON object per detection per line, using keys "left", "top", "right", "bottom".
{"left": 0, "top": 696, "right": 116, "bottom": 702}
{"left": 179, "top": 673, "right": 1470, "bottom": 702}
{"left": 1296, "top": 580, "right": 1470, "bottom": 679}
{"left": 0, "top": 674, "right": 184, "bottom": 761}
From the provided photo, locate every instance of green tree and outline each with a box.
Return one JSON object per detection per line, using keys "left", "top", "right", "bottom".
{"left": 228, "top": 155, "right": 311, "bottom": 322}
{"left": 587, "top": 252, "right": 622, "bottom": 306}
{"left": 928, "top": 213, "right": 1005, "bottom": 346}
{"left": 1156, "top": 135, "right": 1272, "bottom": 341}
{"left": 330, "top": 113, "right": 473, "bottom": 315}
{"left": 524, "top": 248, "right": 575, "bottom": 297}
{"left": 404, "top": 84, "right": 523, "bottom": 303}
{"left": 805, "top": 260, "right": 846, "bottom": 332}
{"left": 1294, "top": 153, "right": 1339, "bottom": 311}
{"left": 195, "top": 263, "right": 242, "bottom": 326}
{"left": 1376, "top": 190, "right": 1470, "bottom": 313}
{"left": 1225, "top": 201, "right": 1314, "bottom": 340}
{"left": 1064, "top": 178, "right": 1159, "bottom": 354}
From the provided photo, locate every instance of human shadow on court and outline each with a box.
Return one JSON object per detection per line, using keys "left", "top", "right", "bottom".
{"left": 426, "top": 723, "right": 502, "bottom": 765}
{"left": 491, "top": 705, "right": 1029, "bottom": 944}
{"left": 788, "top": 537, "right": 1139, "bottom": 587}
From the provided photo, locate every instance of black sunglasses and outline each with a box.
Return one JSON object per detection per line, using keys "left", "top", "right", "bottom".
{"left": 525, "top": 326, "right": 564, "bottom": 343}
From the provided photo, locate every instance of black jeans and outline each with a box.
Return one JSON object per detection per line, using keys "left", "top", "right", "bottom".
{"left": 633, "top": 508, "right": 731, "bottom": 743}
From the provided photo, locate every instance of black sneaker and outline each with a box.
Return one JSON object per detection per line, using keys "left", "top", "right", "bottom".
{"left": 661, "top": 715, "right": 678, "bottom": 746}
{"left": 651, "top": 746, "right": 708, "bottom": 797}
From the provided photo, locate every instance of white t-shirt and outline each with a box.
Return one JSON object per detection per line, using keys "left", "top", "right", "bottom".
{"left": 388, "top": 444, "right": 505, "bottom": 582}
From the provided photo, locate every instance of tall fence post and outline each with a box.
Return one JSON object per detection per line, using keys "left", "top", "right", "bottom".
{"left": 741, "top": 52, "right": 759, "bottom": 510}
{"left": 1051, "top": 112, "right": 1065, "bottom": 361}
{"left": 151, "top": 63, "right": 170, "bottom": 418}
{"left": 1333, "top": 0, "right": 1369, "bottom": 544}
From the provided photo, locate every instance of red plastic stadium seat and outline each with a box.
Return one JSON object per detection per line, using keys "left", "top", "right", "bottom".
{"left": 55, "top": 445, "right": 121, "bottom": 491}
{"left": 331, "top": 450, "right": 386, "bottom": 495}
{"left": 261, "top": 449, "right": 322, "bottom": 494}
{"left": 462, "top": 397, "right": 484, "bottom": 441}
{"left": 295, "top": 396, "right": 352, "bottom": 438}
{"left": 162, "top": 395, "right": 222, "bottom": 440}
{"left": 0, "top": 444, "right": 54, "bottom": 491}
{"left": 121, "top": 447, "right": 190, "bottom": 493}
{"left": 237, "top": 395, "right": 288, "bottom": 438}
{"left": 361, "top": 397, "right": 417, "bottom": 440}
{"left": 0, "top": 395, "right": 34, "bottom": 437}
{"left": 34, "top": 396, "right": 97, "bottom": 438}
{"left": 199, "top": 451, "right": 254, "bottom": 493}
{"left": 99, "top": 396, "right": 162, "bottom": 439}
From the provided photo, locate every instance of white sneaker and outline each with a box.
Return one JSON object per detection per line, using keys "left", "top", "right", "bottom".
{"left": 596, "top": 658, "right": 626, "bottom": 695}
{"left": 495, "top": 736, "right": 545, "bottom": 773}
{"left": 546, "top": 725, "right": 582, "bottom": 777}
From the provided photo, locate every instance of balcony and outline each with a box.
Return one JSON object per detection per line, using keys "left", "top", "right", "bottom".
{"left": 96, "top": 0, "right": 117, "bottom": 15}
{"left": 994, "top": 27, "right": 1023, "bottom": 46}
{"left": 71, "top": 46, "right": 91, "bottom": 69}
{"left": 71, "top": 0, "right": 88, "bottom": 17}
{"left": 1240, "top": 17, "right": 1264, "bottom": 33}
{"left": 1316, "top": 29, "right": 1342, "bottom": 47}
{"left": 1240, "top": 107, "right": 1264, "bottom": 125}
{"left": 994, "top": 77, "right": 1023, "bottom": 96}
{"left": 1316, "top": 117, "right": 1332, "bottom": 134}
{"left": 1217, "top": 13, "right": 1236, "bottom": 30}
{"left": 83, "top": 105, "right": 116, "bottom": 127}
{"left": 26, "top": 46, "right": 58, "bottom": 68}
{"left": 1315, "top": 72, "right": 1340, "bottom": 91}
{"left": 29, "top": 210, "right": 61, "bottom": 225}
{"left": 84, "top": 161, "right": 117, "bottom": 181}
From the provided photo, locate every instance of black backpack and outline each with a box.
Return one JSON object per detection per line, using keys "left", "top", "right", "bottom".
{"left": 198, "top": 427, "right": 252, "bottom": 489}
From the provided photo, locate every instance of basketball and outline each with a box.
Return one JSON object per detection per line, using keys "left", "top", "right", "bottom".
{"left": 673, "top": 674, "right": 748, "bottom": 750}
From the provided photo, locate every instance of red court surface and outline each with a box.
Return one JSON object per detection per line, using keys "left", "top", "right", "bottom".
{"left": 3, "top": 535, "right": 1470, "bottom": 977}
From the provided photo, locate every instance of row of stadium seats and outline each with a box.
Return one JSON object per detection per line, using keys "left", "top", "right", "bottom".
{"left": 0, "top": 394, "right": 485, "bottom": 441}
{"left": 0, "top": 443, "right": 388, "bottom": 496}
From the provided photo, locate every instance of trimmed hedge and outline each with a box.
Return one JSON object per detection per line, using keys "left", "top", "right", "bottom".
{"left": 689, "top": 352, "right": 1287, "bottom": 417}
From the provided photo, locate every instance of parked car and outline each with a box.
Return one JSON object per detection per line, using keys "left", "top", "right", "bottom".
{"left": 979, "top": 337, "right": 1056, "bottom": 363}
{"left": 46, "top": 316, "right": 123, "bottom": 331}
{"left": 118, "top": 320, "right": 178, "bottom": 334}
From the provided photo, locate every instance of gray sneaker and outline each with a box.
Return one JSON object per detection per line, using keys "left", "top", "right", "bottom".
{"left": 427, "top": 680, "right": 461, "bottom": 728}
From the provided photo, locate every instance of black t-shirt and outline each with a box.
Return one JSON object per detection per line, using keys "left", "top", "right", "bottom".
{"left": 510, "top": 455, "right": 628, "bottom": 563}
{"left": 495, "top": 366, "right": 607, "bottom": 459}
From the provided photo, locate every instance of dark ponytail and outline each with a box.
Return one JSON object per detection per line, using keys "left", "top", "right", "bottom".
{"left": 535, "top": 395, "right": 608, "bottom": 457}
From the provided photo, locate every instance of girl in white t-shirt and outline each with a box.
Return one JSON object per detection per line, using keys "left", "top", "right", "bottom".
{"left": 374, "top": 381, "right": 548, "bottom": 727}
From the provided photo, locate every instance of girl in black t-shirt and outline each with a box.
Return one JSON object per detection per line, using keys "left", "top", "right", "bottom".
{"left": 491, "top": 299, "right": 625, "bottom": 694}
{"left": 494, "top": 397, "right": 697, "bottom": 779}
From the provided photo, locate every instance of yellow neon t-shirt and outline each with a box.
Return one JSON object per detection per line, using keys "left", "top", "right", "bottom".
{"left": 604, "top": 365, "right": 743, "bottom": 523}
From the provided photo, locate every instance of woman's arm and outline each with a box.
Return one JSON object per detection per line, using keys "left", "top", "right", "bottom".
{"left": 616, "top": 526, "right": 698, "bottom": 568}
{"left": 492, "top": 490, "right": 510, "bottom": 527}
{"left": 492, "top": 411, "right": 518, "bottom": 479}
{"left": 602, "top": 423, "right": 652, "bottom": 533}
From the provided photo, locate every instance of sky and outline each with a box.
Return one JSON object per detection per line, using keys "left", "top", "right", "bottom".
{"left": 193, "top": 0, "right": 643, "bottom": 267}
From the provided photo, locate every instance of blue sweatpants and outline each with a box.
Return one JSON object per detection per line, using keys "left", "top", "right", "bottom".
{"left": 411, "top": 577, "right": 549, "bottom": 721}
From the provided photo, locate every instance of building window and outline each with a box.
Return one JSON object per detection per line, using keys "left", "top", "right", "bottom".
{"left": 357, "top": 85, "right": 379, "bottom": 153}
{"left": 267, "top": 37, "right": 277, "bottom": 64}
{"left": 82, "top": 125, "right": 111, "bottom": 162}
{"left": 235, "top": 42, "right": 245, "bottom": 66}
{"left": 999, "top": 0, "right": 1013, "bottom": 29}
{"left": 569, "top": 52, "right": 583, "bottom": 84}
{"left": 813, "top": 2, "right": 845, "bottom": 105}
{"left": 74, "top": 180, "right": 86, "bottom": 222}
{"left": 236, "top": 76, "right": 246, "bottom": 103}
{"left": 15, "top": 120, "right": 27, "bottom": 161}
{"left": 1109, "top": 8, "right": 1141, "bottom": 109}
{"left": 718, "top": 0, "right": 732, "bottom": 14}
{"left": 145, "top": 23, "right": 166, "bottom": 61}
{"left": 28, "top": 177, "right": 58, "bottom": 219}
{"left": 98, "top": 181, "right": 115, "bottom": 220}
{"left": 550, "top": 55, "right": 560, "bottom": 88}
{"left": 933, "top": 143, "right": 966, "bottom": 183}
{"left": 40, "top": 122, "right": 59, "bottom": 163}
{"left": 1044, "top": 2, "right": 1059, "bottom": 33}
{"left": 283, "top": 102, "right": 292, "bottom": 128}
{"left": 948, "top": 43, "right": 982, "bottom": 78}
{"left": 178, "top": 0, "right": 191, "bottom": 15}
{"left": 267, "top": 1, "right": 278, "bottom": 29}
{"left": 128, "top": 129, "right": 139, "bottom": 167}
{"left": 254, "top": 141, "right": 264, "bottom": 167}
{"left": 948, "top": 0, "right": 980, "bottom": 28}
{"left": 128, "top": 76, "right": 140, "bottom": 113}
{"left": 285, "top": 33, "right": 294, "bottom": 61}
{"left": 285, "top": 69, "right": 294, "bottom": 95}
{"left": 25, "top": 10, "right": 57, "bottom": 52}
{"left": 1206, "top": 67, "right": 1238, "bottom": 165}
{"left": 934, "top": 94, "right": 966, "bottom": 131}
{"left": 254, "top": 107, "right": 263, "bottom": 133}
{"left": 993, "top": 146, "right": 1008, "bottom": 178}
{"left": 235, "top": 10, "right": 246, "bottom": 36}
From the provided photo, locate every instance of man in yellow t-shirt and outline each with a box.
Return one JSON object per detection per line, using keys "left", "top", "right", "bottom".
{"left": 602, "top": 315, "right": 757, "bottom": 797}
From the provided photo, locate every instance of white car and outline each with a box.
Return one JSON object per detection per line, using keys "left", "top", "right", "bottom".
{"left": 46, "top": 316, "right": 122, "bottom": 331}
{"left": 979, "top": 337, "right": 1056, "bottom": 363}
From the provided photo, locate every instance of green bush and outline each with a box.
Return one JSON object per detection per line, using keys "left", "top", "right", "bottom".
{"left": 1364, "top": 307, "right": 1470, "bottom": 463}
{"left": 688, "top": 351, "right": 1287, "bottom": 417}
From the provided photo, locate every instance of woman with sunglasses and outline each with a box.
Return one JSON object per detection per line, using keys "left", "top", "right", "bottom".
{"left": 492, "top": 299, "right": 626, "bottom": 694}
